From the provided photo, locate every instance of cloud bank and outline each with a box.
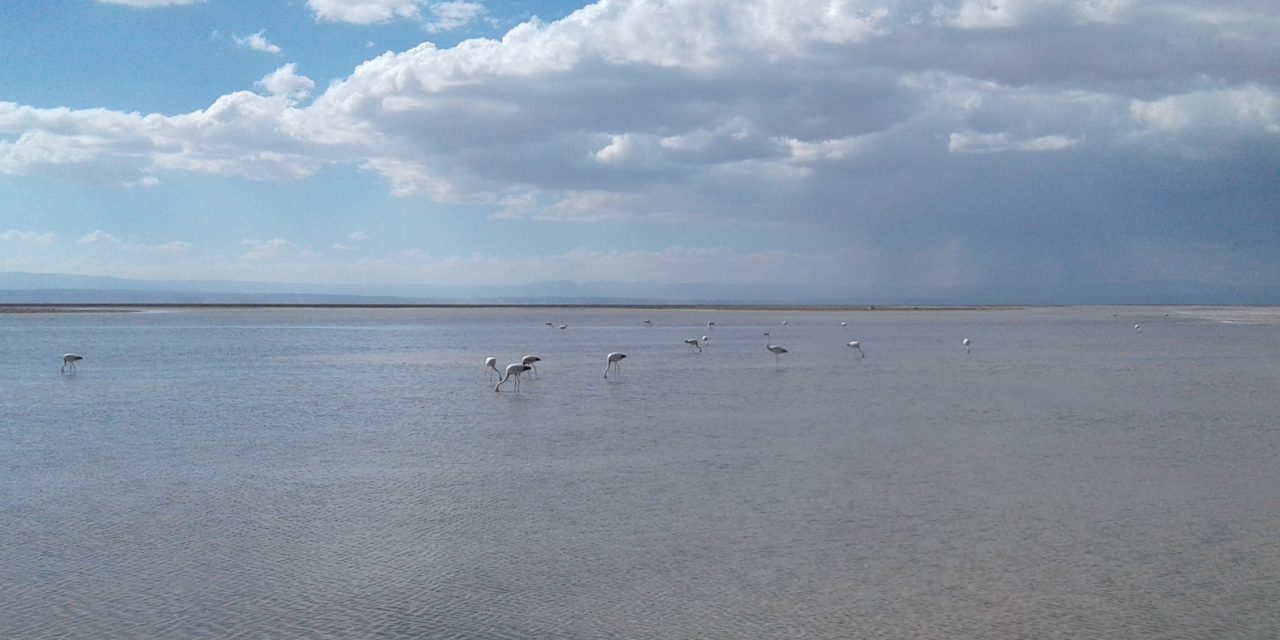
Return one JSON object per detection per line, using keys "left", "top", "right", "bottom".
{"left": 4, "top": 0, "right": 1279, "bottom": 298}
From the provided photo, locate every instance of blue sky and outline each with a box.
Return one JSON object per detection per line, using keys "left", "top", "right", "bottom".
{"left": 1, "top": 0, "right": 1278, "bottom": 302}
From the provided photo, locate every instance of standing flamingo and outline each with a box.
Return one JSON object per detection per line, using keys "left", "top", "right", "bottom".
{"left": 962, "top": 338, "right": 971, "bottom": 354}
{"left": 643, "top": 319, "right": 652, "bottom": 327}
{"left": 701, "top": 335, "right": 709, "bottom": 346}
{"left": 495, "top": 363, "right": 531, "bottom": 393}
{"left": 763, "top": 333, "right": 787, "bottom": 367}
{"left": 521, "top": 355, "right": 542, "bottom": 376}
{"left": 847, "top": 340, "right": 865, "bottom": 358}
{"left": 484, "top": 356, "right": 499, "bottom": 380}
{"left": 61, "top": 353, "right": 83, "bottom": 373}
{"left": 604, "top": 352, "right": 626, "bottom": 378}
{"left": 683, "top": 338, "right": 702, "bottom": 353}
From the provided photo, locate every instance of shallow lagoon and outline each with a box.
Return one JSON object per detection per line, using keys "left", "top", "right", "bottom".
{"left": 2, "top": 306, "right": 1277, "bottom": 638}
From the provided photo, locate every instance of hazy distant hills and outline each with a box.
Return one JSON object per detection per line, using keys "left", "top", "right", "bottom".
{"left": 0, "top": 271, "right": 864, "bottom": 306}
{"left": 1, "top": 271, "right": 1274, "bottom": 306}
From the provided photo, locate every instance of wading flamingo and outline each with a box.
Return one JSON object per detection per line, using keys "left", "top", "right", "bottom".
{"left": 495, "top": 363, "right": 531, "bottom": 393}
{"left": 763, "top": 333, "right": 787, "bottom": 367}
{"left": 484, "top": 356, "right": 499, "bottom": 380}
{"left": 61, "top": 353, "right": 83, "bottom": 374}
{"left": 683, "top": 338, "right": 702, "bottom": 353}
{"left": 604, "top": 352, "right": 626, "bottom": 378}
{"left": 847, "top": 341, "right": 865, "bottom": 358}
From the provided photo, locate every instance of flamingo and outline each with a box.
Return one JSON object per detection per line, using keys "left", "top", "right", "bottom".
{"left": 707, "top": 321, "right": 716, "bottom": 329}
{"left": 521, "top": 355, "right": 542, "bottom": 376}
{"left": 683, "top": 338, "right": 702, "bottom": 353}
{"left": 484, "top": 356, "right": 499, "bottom": 380}
{"left": 61, "top": 353, "right": 83, "bottom": 373}
{"left": 643, "top": 319, "right": 652, "bottom": 327}
{"left": 604, "top": 352, "right": 626, "bottom": 378}
{"left": 962, "top": 338, "right": 971, "bottom": 354}
{"left": 841, "top": 321, "right": 847, "bottom": 328}
{"left": 495, "top": 363, "right": 531, "bottom": 393}
{"left": 701, "top": 335, "right": 709, "bottom": 346}
{"left": 545, "top": 322, "right": 554, "bottom": 328}
{"left": 1134, "top": 323, "right": 1141, "bottom": 331}
{"left": 847, "top": 340, "right": 865, "bottom": 358}
{"left": 763, "top": 333, "right": 787, "bottom": 367}
{"left": 559, "top": 324, "right": 567, "bottom": 330}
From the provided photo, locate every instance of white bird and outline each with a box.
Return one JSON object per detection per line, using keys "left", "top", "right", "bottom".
{"left": 701, "top": 335, "right": 709, "bottom": 345}
{"left": 763, "top": 332, "right": 788, "bottom": 367}
{"left": 684, "top": 338, "right": 702, "bottom": 353}
{"left": 847, "top": 340, "right": 865, "bottom": 358}
{"left": 495, "top": 363, "right": 531, "bottom": 393}
{"left": 484, "top": 356, "right": 499, "bottom": 380}
{"left": 521, "top": 355, "right": 542, "bottom": 375}
{"left": 61, "top": 353, "right": 83, "bottom": 373}
{"left": 962, "top": 338, "right": 971, "bottom": 354}
{"left": 1134, "top": 323, "right": 1141, "bottom": 331}
{"left": 643, "top": 319, "right": 652, "bottom": 327}
{"left": 841, "top": 321, "right": 847, "bottom": 328}
{"left": 707, "top": 321, "right": 716, "bottom": 329}
{"left": 559, "top": 324, "right": 567, "bottom": 330}
{"left": 604, "top": 352, "right": 626, "bottom": 378}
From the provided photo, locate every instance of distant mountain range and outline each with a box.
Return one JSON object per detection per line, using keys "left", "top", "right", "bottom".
{"left": 1, "top": 271, "right": 1275, "bottom": 306}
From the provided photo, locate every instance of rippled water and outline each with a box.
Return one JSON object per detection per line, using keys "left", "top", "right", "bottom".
{"left": 2, "top": 305, "right": 1278, "bottom": 639}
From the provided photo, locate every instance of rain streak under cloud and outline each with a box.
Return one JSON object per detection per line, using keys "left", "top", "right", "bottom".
{"left": 1, "top": 0, "right": 1278, "bottom": 302}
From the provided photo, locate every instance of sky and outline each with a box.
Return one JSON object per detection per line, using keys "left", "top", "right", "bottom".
{"left": 1, "top": 0, "right": 1278, "bottom": 303}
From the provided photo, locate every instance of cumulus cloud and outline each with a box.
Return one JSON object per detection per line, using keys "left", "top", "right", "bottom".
{"left": 233, "top": 30, "right": 283, "bottom": 55}
{"left": 307, "top": 0, "right": 483, "bottom": 30}
{"left": 256, "top": 64, "right": 316, "bottom": 99}
{"left": 5, "top": 0, "right": 1280, "bottom": 296}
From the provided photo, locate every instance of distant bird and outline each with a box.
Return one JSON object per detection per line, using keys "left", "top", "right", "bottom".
{"left": 701, "top": 335, "right": 709, "bottom": 345}
{"left": 545, "top": 322, "right": 554, "bottom": 328}
{"left": 61, "top": 353, "right": 83, "bottom": 374}
{"left": 841, "top": 321, "right": 847, "bottom": 327}
{"left": 763, "top": 332, "right": 788, "bottom": 367}
{"left": 604, "top": 352, "right": 626, "bottom": 378}
{"left": 847, "top": 340, "right": 865, "bottom": 358}
{"left": 781, "top": 320, "right": 788, "bottom": 326}
{"left": 559, "top": 324, "right": 567, "bottom": 330}
{"left": 495, "top": 363, "right": 531, "bottom": 393}
{"left": 484, "top": 356, "right": 499, "bottom": 380}
{"left": 707, "top": 321, "right": 716, "bottom": 329}
{"left": 643, "top": 319, "right": 652, "bottom": 327}
{"left": 684, "top": 338, "right": 702, "bottom": 353}
{"left": 521, "top": 355, "right": 542, "bottom": 375}
{"left": 962, "top": 338, "right": 971, "bottom": 355}
{"left": 1134, "top": 323, "right": 1141, "bottom": 331}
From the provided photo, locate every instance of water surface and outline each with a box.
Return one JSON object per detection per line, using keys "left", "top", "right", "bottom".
{"left": 2, "top": 306, "right": 1277, "bottom": 638}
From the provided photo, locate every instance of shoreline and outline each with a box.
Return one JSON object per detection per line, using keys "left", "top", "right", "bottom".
{"left": 0, "top": 302, "right": 1027, "bottom": 314}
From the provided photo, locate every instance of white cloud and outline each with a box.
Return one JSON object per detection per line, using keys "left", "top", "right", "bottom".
{"left": 1128, "top": 84, "right": 1280, "bottom": 155}
{"left": 256, "top": 64, "right": 316, "bottom": 100}
{"left": 1, "top": 229, "right": 57, "bottom": 244}
{"left": 233, "top": 30, "right": 283, "bottom": 55}
{"left": 77, "top": 230, "right": 124, "bottom": 247}
{"left": 308, "top": 0, "right": 426, "bottom": 24}
{"left": 1, "top": 0, "right": 1276, "bottom": 249}
{"left": 241, "top": 238, "right": 294, "bottom": 258}
{"left": 424, "top": 2, "right": 484, "bottom": 32}
{"left": 948, "top": 131, "right": 1082, "bottom": 153}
